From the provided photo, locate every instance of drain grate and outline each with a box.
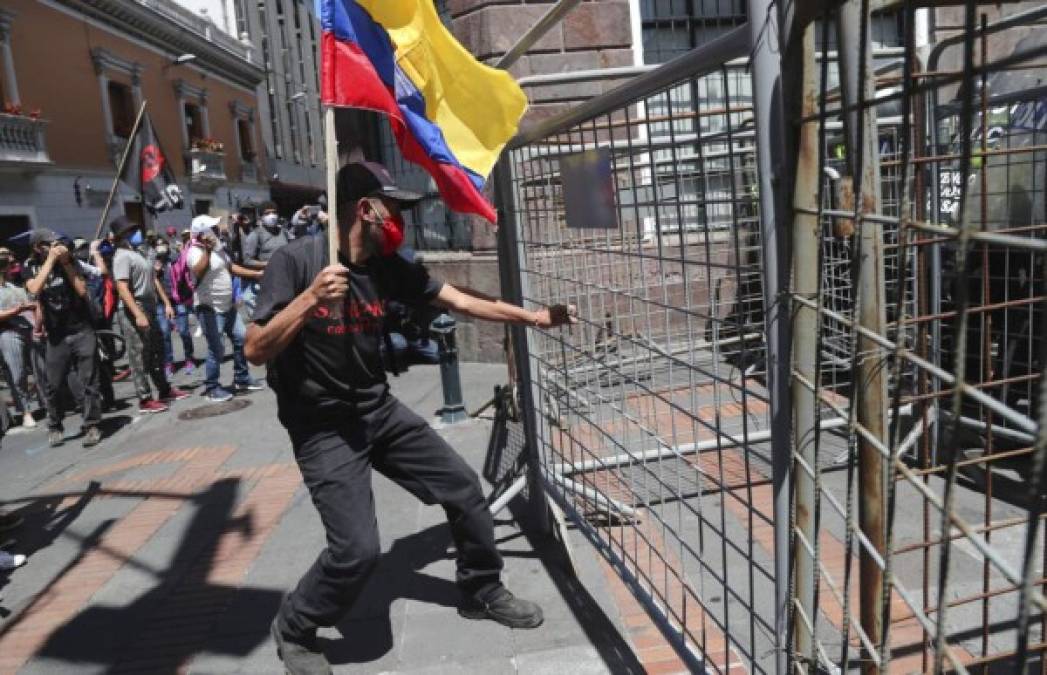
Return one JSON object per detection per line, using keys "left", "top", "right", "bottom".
{"left": 178, "top": 398, "right": 252, "bottom": 421}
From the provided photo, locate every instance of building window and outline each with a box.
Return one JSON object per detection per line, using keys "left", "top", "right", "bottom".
{"left": 286, "top": 98, "right": 300, "bottom": 162}
{"left": 237, "top": 118, "right": 254, "bottom": 160}
{"left": 108, "top": 81, "right": 135, "bottom": 138}
{"left": 640, "top": 0, "right": 747, "bottom": 65}
{"left": 234, "top": 0, "right": 249, "bottom": 38}
{"left": 309, "top": 20, "right": 319, "bottom": 92}
{"left": 185, "top": 102, "right": 204, "bottom": 144}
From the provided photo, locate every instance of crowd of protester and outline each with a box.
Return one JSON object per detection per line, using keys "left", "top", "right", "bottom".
{"left": 0, "top": 200, "right": 332, "bottom": 571}
{"left": 0, "top": 195, "right": 451, "bottom": 573}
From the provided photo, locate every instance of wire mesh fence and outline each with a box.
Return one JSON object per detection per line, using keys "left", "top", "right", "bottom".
{"left": 786, "top": 3, "right": 1047, "bottom": 673}
{"left": 498, "top": 25, "right": 779, "bottom": 674}
{"left": 494, "top": 1, "right": 1046, "bottom": 673}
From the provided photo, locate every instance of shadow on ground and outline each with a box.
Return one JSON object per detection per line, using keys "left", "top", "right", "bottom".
{"left": 0, "top": 482, "right": 101, "bottom": 616}
{"left": 32, "top": 478, "right": 283, "bottom": 673}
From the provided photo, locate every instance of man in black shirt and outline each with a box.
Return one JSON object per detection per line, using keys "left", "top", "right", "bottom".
{"left": 24, "top": 228, "right": 102, "bottom": 447}
{"left": 247, "top": 162, "right": 575, "bottom": 675}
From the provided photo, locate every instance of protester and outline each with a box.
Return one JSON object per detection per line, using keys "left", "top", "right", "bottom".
{"left": 244, "top": 202, "right": 289, "bottom": 270}
{"left": 21, "top": 248, "right": 51, "bottom": 415}
{"left": 0, "top": 251, "right": 40, "bottom": 429}
{"left": 187, "top": 215, "right": 264, "bottom": 402}
{"left": 154, "top": 237, "right": 196, "bottom": 377}
{"left": 111, "top": 217, "right": 189, "bottom": 414}
{"left": 241, "top": 201, "right": 289, "bottom": 317}
{"left": 24, "top": 229, "right": 102, "bottom": 447}
{"left": 289, "top": 202, "right": 328, "bottom": 239}
{"left": 246, "top": 162, "right": 577, "bottom": 674}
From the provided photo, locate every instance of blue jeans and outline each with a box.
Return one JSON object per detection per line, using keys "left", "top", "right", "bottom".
{"left": 197, "top": 305, "right": 249, "bottom": 392}
{"left": 156, "top": 304, "right": 195, "bottom": 366}
{"left": 0, "top": 330, "right": 32, "bottom": 414}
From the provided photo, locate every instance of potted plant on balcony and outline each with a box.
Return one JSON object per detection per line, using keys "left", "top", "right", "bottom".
{"left": 190, "top": 137, "right": 225, "bottom": 153}
{"left": 2, "top": 102, "right": 42, "bottom": 119}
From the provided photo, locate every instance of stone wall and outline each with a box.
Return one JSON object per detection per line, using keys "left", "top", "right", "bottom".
{"left": 932, "top": 3, "right": 1046, "bottom": 104}
{"left": 411, "top": 2, "right": 644, "bottom": 363}
{"left": 445, "top": 0, "right": 638, "bottom": 252}
{"left": 419, "top": 251, "right": 510, "bottom": 363}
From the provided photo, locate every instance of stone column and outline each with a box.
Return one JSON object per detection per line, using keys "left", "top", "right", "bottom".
{"left": 0, "top": 9, "right": 19, "bottom": 106}
{"left": 130, "top": 64, "right": 144, "bottom": 109}
{"left": 93, "top": 57, "right": 114, "bottom": 138}
{"left": 174, "top": 80, "right": 190, "bottom": 149}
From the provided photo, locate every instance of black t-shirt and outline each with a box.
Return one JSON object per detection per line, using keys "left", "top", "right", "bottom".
{"left": 252, "top": 236, "right": 444, "bottom": 427}
{"left": 23, "top": 259, "right": 93, "bottom": 339}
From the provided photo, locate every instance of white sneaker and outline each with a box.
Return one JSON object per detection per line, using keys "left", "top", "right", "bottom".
{"left": 0, "top": 550, "right": 27, "bottom": 571}
{"left": 22, "top": 414, "right": 36, "bottom": 429}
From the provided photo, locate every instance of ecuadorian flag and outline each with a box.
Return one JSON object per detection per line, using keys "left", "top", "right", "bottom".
{"left": 320, "top": 0, "right": 527, "bottom": 223}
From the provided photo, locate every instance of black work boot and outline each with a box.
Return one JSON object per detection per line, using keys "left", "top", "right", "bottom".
{"left": 270, "top": 618, "right": 332, "bottom": 675}
{"left": 458, "top": 585, "right": 544, "bottom": 629}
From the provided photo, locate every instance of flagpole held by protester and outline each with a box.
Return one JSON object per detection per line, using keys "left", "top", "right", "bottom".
{"left": 95, "top": 100, "right": 148, "bottom": 240}
{"left": 323, "top": 105, "right": 342, "bottom": 320}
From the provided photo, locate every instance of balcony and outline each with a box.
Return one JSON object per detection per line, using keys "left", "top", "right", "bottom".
{"left": 189, "top": 148, "right": 227, "bottom": 191}
{"left": 0, "top": 114, "right": 52, "bottom": 170}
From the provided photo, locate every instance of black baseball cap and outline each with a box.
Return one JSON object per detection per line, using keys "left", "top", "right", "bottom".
{"left": 338, "top": 161, "right": 422, "bottom": 207}
{"left": 110, "top": 215, "right": 139, "bottom": 240}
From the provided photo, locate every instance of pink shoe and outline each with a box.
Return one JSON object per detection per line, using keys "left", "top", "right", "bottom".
{"left": 139, "top": 399, "right": 169, "bottom": 414}
{"left": 164, "top": 364, "right": 176, "bottom": 379}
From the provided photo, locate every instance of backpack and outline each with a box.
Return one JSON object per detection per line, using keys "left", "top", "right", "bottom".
{"left": 169, "top": 246, "right": 196, "bottom": 305}
{"left": 82, "top": 266, "right": 115, "bottom": 328}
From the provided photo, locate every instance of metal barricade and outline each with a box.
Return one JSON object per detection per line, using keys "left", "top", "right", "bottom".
{"left": 784, "top": 3, "right": 1047, "bottom": 673}
{"left": 496, "top": 24, "right": 779, "bottom": 674}
{"left": 494, "top": 2, "right": 1046, "bottom": 672}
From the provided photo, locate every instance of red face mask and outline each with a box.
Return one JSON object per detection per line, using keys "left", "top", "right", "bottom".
{"left": 367, "top": 201, "right": 405, "bottom": 256}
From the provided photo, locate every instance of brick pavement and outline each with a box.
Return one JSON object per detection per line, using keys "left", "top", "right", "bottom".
{"left": 548, "top": 380, "right": 988, "bottom": 674}
{"left": 0, "top": 363, "right": 648, "bottom": 675}
{"left": 0, "top": 444, "right": 301, "bottom": 674}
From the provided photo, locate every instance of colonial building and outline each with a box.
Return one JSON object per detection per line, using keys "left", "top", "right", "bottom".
{"left": 0, "top": 0, "right": 267, "bottom": 242}
{"left": 176, "top": 0, "right": 327, "bottom": 211}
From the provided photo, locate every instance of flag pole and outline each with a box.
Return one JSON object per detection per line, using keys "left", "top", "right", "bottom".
{"left": 95, "top": 99, "right": 148, "bottom": 240}
{"left": 324, "top": 105, "right": 339, "bottom": 264}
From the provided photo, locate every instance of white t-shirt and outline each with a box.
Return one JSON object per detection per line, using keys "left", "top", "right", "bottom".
{"left": 187, "top": 243, "right": 234, "bottom": 313}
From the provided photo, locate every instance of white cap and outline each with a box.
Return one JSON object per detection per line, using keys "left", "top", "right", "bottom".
{"left": 190, "top": 214, "right": 221, "bottom": 236}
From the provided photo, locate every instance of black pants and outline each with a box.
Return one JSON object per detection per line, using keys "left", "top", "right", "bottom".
{"left": 279, "top": 397, "right": 503, "bottom": 638}
{"left": 45, "top": 328, "right": 101, "bottom": 432}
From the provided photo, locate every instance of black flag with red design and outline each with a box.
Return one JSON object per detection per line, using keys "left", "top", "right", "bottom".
{"left": 120, "top": 112, "right": 184, "bottom": 214}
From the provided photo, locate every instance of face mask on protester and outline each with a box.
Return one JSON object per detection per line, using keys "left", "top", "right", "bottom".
{"left": 205, "top": 229, "right": 223, "bottom": 251}
{"left": 364, "top": 199, "right": 404, "bottom": 257}
{"left": 129, "top": 230, "right": 144, "bottom": 248}
{"left": 156, "top": 245, "right": 169, "bottom": 259}
{"left": 261, "top": 213, "right": 279, "bottom": 228}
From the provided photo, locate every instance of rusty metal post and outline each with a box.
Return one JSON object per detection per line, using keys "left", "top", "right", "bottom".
{"left": 785, "top": 21, "right": 822, "bottom": 669}
{"left": 836, "top": 3, "right": 888, "bottom": 672}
